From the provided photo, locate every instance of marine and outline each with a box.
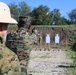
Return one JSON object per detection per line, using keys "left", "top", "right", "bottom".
{"left": 0, "top": 2, "right": 25, "bottom": 75}
{"left": 6, "top": 17, "right": 38, "bottom": 75}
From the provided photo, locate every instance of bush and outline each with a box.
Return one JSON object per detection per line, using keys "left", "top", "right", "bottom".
{"left": 68, "top": 29, "right": 76, "bottom": 51}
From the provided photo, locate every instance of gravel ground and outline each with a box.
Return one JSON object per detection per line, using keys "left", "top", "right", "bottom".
{"left": 28, "top": 49, "right": 73, "bottom": 75}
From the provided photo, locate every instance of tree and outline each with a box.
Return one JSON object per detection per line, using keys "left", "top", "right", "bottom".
{"left": 8, "top": 2, "right": 19, "bottom": 21}
{"left": 30, "top": 5, "right": 52, "bottom": 25}
{"left": 8, "top": 1, "right": 31, "bottom": 21}
{"left": 51, "top": 9, "right": 71, "bottom": 25}
{"left": 18, "top": 1, "right": 31, "bottom": 17}
{"left": 51, "top": 9, "right": 61, "bottom": 25}
{"left": 8, "top": 2, "right": 71, "bottom": 25}
{"left": 60, "top": 17, "right": 71, "bottom": 25}
{"left": 68, "top": 9, "right": 76, "bottom": 25}
{"left": 68, "top": 30, "right": 76, "bottom": 51}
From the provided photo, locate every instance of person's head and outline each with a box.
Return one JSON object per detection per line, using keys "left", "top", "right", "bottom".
{"left": 32, "top": 28, "right": 38, "bottom": 34}
{"left": 0, "top": 2, "right": 17, "bottom": 41}
{"left": 19, "top": 16, "right": 31, "bottom": 25}
{"left": 17, "top": 16, "right": 31, "bottom": 29}
{"left": 17, "top": 20, "right": 25, "bottom": 28}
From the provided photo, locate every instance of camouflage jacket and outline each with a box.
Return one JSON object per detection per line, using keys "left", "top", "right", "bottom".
{"left": 0, "top": 36, "right": 25, "bottom": 75}
{"left": 6, "top": 27, "right": 38, "bottom": 51}
{"left": 15, "top": 27, "right": 38, "bottom": 50}
{"left": 6, "top": 27, "right": 38, "bottom": 74}
{"left": 14, "top": 27, "right": 38, "bottom": 74}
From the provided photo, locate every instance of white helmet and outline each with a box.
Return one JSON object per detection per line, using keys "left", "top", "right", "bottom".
{"left": 0, "top": 2, "right": 17, "bottom": 24}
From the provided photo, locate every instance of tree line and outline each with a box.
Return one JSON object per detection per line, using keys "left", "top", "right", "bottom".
{"left": 8, "top": 1, "right": 76, "bottom": 25}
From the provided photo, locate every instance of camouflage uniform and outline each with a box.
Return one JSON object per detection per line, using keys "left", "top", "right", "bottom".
{"left": 37, "top": 33, "right": 42, "bottom": 45}
{"left": 31, "top": 33, "right": 38, "bottom": 45}
{"left": 6, "top": 32, "right": 17, "bottom": 54}
{"left": 0, "top": 36, "right": 25, "bottom": 75}
{"left": 6, "top": 27, "right": 37, "bottom": 75}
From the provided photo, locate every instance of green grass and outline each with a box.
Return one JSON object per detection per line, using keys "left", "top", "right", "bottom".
{"left": 65, "top": 48, "right": 76, "bottom": 75}
{"left": 66, "top": 49, "right": 76, "bottom": 59}
{"left": 7, "top": 24, "right": 76, "bottom": 32}
{"left": 32, "top": 24, "right": 76, "bottom": 27}
{"left": 8, "top": 24, "right": 76, "bottom": 27}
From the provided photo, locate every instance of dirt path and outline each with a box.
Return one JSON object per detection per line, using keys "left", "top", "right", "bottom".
{"left": 28, "top": 49, "right": 73, "bottom": 75}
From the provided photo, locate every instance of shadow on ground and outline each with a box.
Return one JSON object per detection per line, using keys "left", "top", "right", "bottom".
{"left": 58, "top": 65, "right": 76, "bottom": 68}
